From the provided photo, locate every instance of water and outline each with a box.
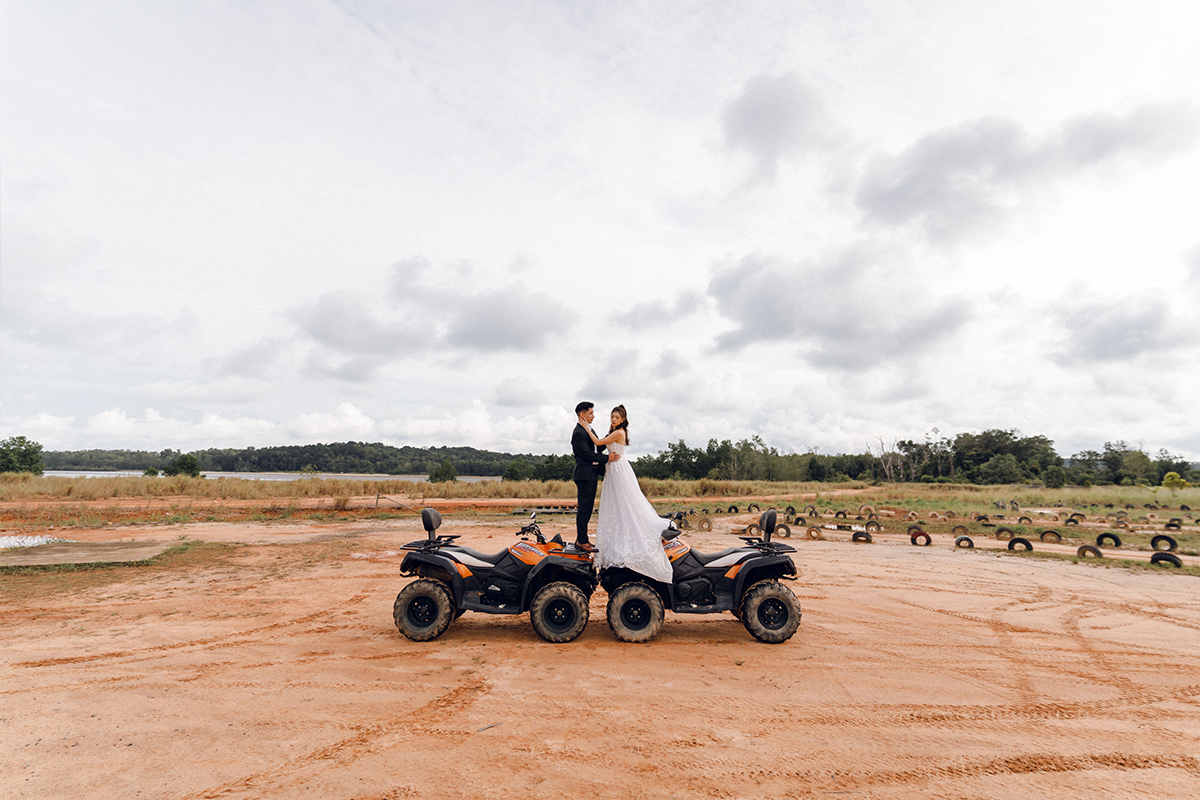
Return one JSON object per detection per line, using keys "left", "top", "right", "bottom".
{"left": 43, "top": 470, "right": 497, "bottom": 483}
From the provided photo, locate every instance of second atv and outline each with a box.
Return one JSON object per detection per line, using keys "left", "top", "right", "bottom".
{"left": 600, "top": 509, "right": 801, "bottom": 644}
{"left": 393, "top": 509, "right": 597, "bottom": 643}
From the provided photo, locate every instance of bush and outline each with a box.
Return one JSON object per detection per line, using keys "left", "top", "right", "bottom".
{"left": 503, "top": 457, "right": 532, "bottom": 482}
{"left": 164, "top": 454, "right": 201, "bottom": 477}
{"left": 1043, "top": 465, "right": 1067, "bottom": 489}
{"left": 429, "top": 458, "right": 458, "bottom": 483}
{"left": 143, "top": 468, "right": 160, "bottom": 477}
{"left": 0, "top": 436, "right": 44, "bottom": 475}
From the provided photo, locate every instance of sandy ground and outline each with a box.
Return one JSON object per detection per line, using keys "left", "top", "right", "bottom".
{"left": 3, "top": 514, "right": 1200, "bottom": 799}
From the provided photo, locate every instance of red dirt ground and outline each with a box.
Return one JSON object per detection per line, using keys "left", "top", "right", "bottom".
{"left": 3, "top": 513, "right": 1199, "bottom": 799}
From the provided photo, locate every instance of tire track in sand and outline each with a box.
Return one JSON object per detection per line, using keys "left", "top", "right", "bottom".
{"left": 175, "top": 675, "right": 489, "bottom": 799}
{"left": 11, "top": 588, "right": 376, "bottom": 669}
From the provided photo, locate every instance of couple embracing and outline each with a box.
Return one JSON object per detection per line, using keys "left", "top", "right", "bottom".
{"left": 571, "top": 401, "right": 673, "bottom": 583}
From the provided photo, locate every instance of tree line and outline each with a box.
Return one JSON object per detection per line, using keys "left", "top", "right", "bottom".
{"left": 41, "top": 442, "right": 561, "bottom": 478}
{"left": 620, "top": 430, "right": 1197, "bottom": 488}
{"left": 18, "top": 430, "right": 1199, "bottom": 487}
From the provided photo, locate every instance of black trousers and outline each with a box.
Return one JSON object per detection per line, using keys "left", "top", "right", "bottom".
{"left": 575, "top": 479, "right": 597, "bottom": 543}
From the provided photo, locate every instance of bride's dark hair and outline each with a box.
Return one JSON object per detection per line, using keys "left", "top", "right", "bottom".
{"left": 608, "top": 405, "right": 629, "bottom": 445}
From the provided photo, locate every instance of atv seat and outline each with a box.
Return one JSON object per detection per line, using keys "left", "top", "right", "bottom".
{"left": 447, "top": 546, "right": 510, "bottom": 566}
{"left": 688, "top": 547, "right": 750, "bottom": 566}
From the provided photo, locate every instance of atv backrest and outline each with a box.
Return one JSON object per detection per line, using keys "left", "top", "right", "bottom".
{"left": 759, "top": 509, "right": 777, "bottom": 536}
{"left": 422, "top": 508, "right": 442, "bottom": 539}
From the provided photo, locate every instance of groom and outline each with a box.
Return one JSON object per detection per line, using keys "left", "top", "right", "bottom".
{"left": 572, "top": 401, "right": 615, "bottom": 552}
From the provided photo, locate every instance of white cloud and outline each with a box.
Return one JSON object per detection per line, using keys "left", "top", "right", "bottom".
{"left": 706, "top": 249, "right": 972, "bottom": 370}
{"left": 856, "top": 105, "right": 1199, "bottom": 242}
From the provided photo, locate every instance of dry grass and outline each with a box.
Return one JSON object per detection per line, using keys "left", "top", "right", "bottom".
{"left": 2, "top": 473, "right": 1195, "bottom": 513}
{"left": 0, "top": 474, "right": 848, "bottom": 503}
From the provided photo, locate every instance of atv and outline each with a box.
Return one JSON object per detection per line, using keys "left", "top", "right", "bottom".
{"left": 599, "top": 509, "right": 801, "bottom": 644}
{"left": 393, "top": 509, "right": 597, "bottom": 643}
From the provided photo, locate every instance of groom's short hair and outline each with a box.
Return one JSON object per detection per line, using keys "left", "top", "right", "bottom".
{"left": 575, "top": 401, "right": 593, "bottom": 414}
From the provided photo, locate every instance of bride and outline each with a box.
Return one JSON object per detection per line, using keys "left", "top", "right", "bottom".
{"left": 581, "top": 405, "right": 674, "bottom": 583}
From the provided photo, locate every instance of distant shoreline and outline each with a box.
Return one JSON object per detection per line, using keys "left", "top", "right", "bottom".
{"left": 42, "top": 470, "right": 499, "bottom": 483}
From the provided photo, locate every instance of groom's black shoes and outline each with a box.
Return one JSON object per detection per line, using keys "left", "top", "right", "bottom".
{"left": 575, "top": 541, "right": 597, "bottom": 553}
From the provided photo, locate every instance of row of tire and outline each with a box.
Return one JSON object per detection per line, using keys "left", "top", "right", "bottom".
{"left": 781, "top": 523, "right": 1188, "bottom": 569}
{"left": 935, "top": 530, "right": 1184, "bottom": 568}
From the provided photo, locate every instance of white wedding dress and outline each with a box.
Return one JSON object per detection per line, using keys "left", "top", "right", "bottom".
{"left": 595, "top": 442, "right": 675, "bottom": 583}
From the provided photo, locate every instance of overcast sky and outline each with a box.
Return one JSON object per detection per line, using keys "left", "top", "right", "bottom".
{"left": 3, "top": 1, "right": 1200, "bottom": 461}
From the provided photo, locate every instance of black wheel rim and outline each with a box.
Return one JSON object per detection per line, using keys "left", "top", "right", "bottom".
{"left": 406, "top": 596, "right": 438, "bottom": 627}
{"left": 757, "top": 598, "right": 789, "bottom": 630}
{"left": 620, "top": 598, "right": 651, "bottom": 631}
{"left": 543, "top": 598, "right": 577, "bottom": 633}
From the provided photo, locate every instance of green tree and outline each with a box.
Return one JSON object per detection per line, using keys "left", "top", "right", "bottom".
{"left": 532, "top": 454, "right": 574, "bottom": 481}
{"left": 429, "top": 458, "right": 458, "bottom": 483}
{"left": 1162, "top": 471, "right": 1191, "bottom": 497}
{"left": 164, "top": 453, "right": 201, "bottom": 477}
{"left": 1043, "top": 465, "right": 1067, "bottom": 489}
{"left": 0, "top": 436, "right": 45, "bottom": 475}
{"left": 1122, "top": 449, "right": 1154, "bottom": 485}
{"left": 976, "top": 453, "right": 1023, "bottom": 485}
{"left": 502, "top": 457, "right": 532, "bottom": 481}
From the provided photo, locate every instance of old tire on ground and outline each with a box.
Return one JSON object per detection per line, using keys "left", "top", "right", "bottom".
{"left": 776, "top": 524, "right": 792, "bottom": 539}
{"left": 1151, "top": 534, "right": 1178, "bottom": 552}
{"left": 1040, "top": 530, "right": 1062, "bottom": 544}
{"left": 955, "top": 535, "right": 974, "bottom": 549}
{"left": 747, "top": 503, "right": 761, "bottom": 512}
{"left": 606, "top": 582, "right": 663, "bottom": 643}
{"left": 910, "top": 531, "right": 931, "bottom": 546}
{"left": 1008, "top": 537, "right": 1033, "bottom": 552}
{"left": 1018, "top": 516, "right": 1033, "bottom": 525}
{"left": 698, "top": 517, "right": 713, "bottom": 531}
{"left": 1097, "top": 532, "right": 1122, "bottom": 548}
{"left": 804, "top": 504, "right": 817, "bottom": 516}
{"left": 995, "top": 527, "right": 1015, "bottom": 541}
{"left": 1077, "top": 545, "right": 1103, "bottom": 559}
{"left": 835, "top": 509, "right": 848, "bottom": 518}
{"left": 1165, "top": 521, "right": 1182, "bottom": 531}
{"left": 945, "top": 511, "right": 956, "bottom": 519}
{"left": 806, "top": 526, "right": 824, "bottom": 540}
{"left": 785, "top": 505, "right": 796, "bottom": 515}
{"left": 851, "top": 531, "right": 873, "bottom": 543}
{"left": 906, "top": 525, "right": 925, "bottom": 536}
{"left": 530, "top": 581, "right": 590, "bottom": 643}
{"left": 394, "top": 579, "right": 455, "bottom": 642}
{"left": 1150, "top": 552, "right": 1183, "bottom": 568}
{"left": 746, "top": 523, "right": 762, "bottom": 536}
{"left": 740, "top": 580, "right": 802, "bottom": 644}
{"left": 865, "top": 520, "right": 882, "bottom": 533}
{"left": 952, "top": 525, "right": 969, "bottom": 537}
{"left": 728, "top": 505, "right": 739, "bottom": 513}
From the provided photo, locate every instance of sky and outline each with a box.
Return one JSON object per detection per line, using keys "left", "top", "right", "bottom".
{"left": 3, "top": 1, "right": 1200, "bottom": 461}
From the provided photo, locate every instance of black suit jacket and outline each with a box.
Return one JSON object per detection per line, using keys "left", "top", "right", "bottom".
{"left": 572, "top": 423, "right": 607, "bottom": 482}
